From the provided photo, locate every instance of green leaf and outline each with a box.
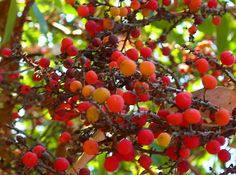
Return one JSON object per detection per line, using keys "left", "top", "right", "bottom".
{"left": 1, "top": 0, "right": 17, "bottom": 45}
{"left": 31, "top": 3, "right": 48, "bottom": 34}
{"left": 216, "top": 15, "right": 229, "bottom": 53}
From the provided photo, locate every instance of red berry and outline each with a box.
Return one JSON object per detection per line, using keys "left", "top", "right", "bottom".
{"left": 166, "top": 145, "right": 178, "bottom": 160}
{"left": 61, "top": 38, "right": 73, "bottom": 49}
{"left": 202, "top": 74, "right": 217, "bottom": 89}
{"left": 166, "top": 113, "right": 183, "bottom": 126}
{"left": 146, "top": 0, "right": 158, "bottom": 10}
{"left": 188, "top": 25, "right": 197, "bottom": 35}
{"left": 54, "top": 157, "right": 70, "bottom": 172}
{"left": 59, "top": 131, "right": 71, "bottom": 144}
{"left": 20, "top": 85, "right": 31, "bottom": 95}
{"left": 162, "top": 47, "right": 170, "bottom": 56}
{"left": 177, "top": 160, "right": 190, "bottom": 174}
{"left": 140, "top": 47, "right": 152, "bottom": 58}
{"left": 67, "top": 45, "right": 78, "bottom": 56}
{"left": 85, "top": 70, "right": 98, "bottom": 84}
{"left": 83, "top": 139, "right": 99, "bottom": 155}
{"left": 214, "top": 109, "right": 230, "bottom": 126}
{"left": 123, "top": 91, "right": 137, "bottom": 105}
{"left": 216, "top": 136, "right": 225, "bottom": 146}
{"left": 126, "top": 48, "right": 139, "bottom": 61}
{"left": 183, "top": 108, "right": 201, "bottom": 124}
{"left": 130, "top": 28, "right": 141, "bottom": 38}
{"left": 220, "top": 51, "right": 235, "bottom": 66}
{"left": 87, "top": 4, "right": 95, "bottom": 15}
{"left": 188, "top": 0, "right": 202, "bottom": 12}
{"left": 163, "top": 0, "right": 171, "bottom": 6}
{"left": 79, "top": 168, "right": 90, "bottom": 175}
{"left": 157, "top": 109, "right": 170, "bottom": 119}
{"left": 175, "top": 92, "right": 192, "bottom": 109}
{"left": 161, "top": 76, "right": 171, "bottom": 86}
{"left": 39, "top": 58, "right": 50, "bottom": 68}
{"left": 206, "top": 140, "right": 221, "bottom": 154}
{"left": 22, "top": 152, "right": 38, "bottom": 167}
{"left": 208, "top": 0, "right": 217, "bottom": 8}
{"left": 116, "top": 139, "right": 133, "bottom": 155}
{"left": 138, "top": 155, "right": 152, "bottom": 169}
{"left": 183, "top": 136, "right": 200, "bottom": 149}
{"left": 63, "top": 58, "right": 75, "bottom": 69}
{"left": 32, "top": 145, "right": 46, "bottom": 157}
{"left": 1, "top": 48, "right": 12, "bottom": 57}
{"left": 137, "top": 129, "right": 154, "bottom": 145}
{"left": 195, "top": 58, "right": 209, "bottom": 73}
{"left": 104, "top": 156, "right": 119, "bottom": 172}
{"left": 218, "top": 149, "right": 231, "bottom": 162}
{"left": 85, "top": 20, "right": 97, "bottom": 34}
{"left": 179, "top": 147, "right": 191, "bottom": 159}
{"left": 212, "top": 16, "right": 221, "bottom": 26}
{"left": 107, "top": 95, "right": 124, "bottom": 112}
{"left": 77, "top": 5, "right": 89, "bottom": 17}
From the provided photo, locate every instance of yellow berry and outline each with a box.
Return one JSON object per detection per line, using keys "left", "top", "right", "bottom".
{"left": 92, "top": 87, "right": 111, "bottom": 104}
{"left": 157, "top": 132, "right": 171, "bottom": 147}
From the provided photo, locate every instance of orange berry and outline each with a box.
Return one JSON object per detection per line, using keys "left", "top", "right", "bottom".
{"left": 139, "top": 61, "right": 156, "bottom": 76}
{"left": 65, "top": 0, "right": 75, "bottom": 5}
{"left": 119, "top": 7, "right": 128, "bottom": 17}
{"left": 135, "top": 40, "right": 144, "bottom": 50}
{"left": 70, "top": 80, "right": 82, "bottom": 93}
{"left": 157, "top": 132, "right": 171, "bottom": 147}
{"left": 103, "top": 18, "right": 114, "bottom": 30}
{"left": 142, "top": 8, "right": 150, "bottom": 17}
{"left": 131, "top": 0, "right": 141, "bottom": 10}
{"left": 92, "top": 87, "right": 111, "bottom": 104}
{"left": 86, "top": 106, "right": 100, "bottom": 123}
{"left": 202, "top": 74, "right": 217, "bottom": 89}
{"left": 107, "top": 95, "right": 124, "bottom": 112}
{"left": 83, "top": 139, "right": 99, "bottom": 155}
{"left": 82, "top": 85, "right": 95, "bottom": 97}
{"left": 183, "top": 108, "right": 201, "bottom": 124}
{"left": 119, "top": 60, "right": 137, "bottom": 76}
{"left": 110, "top": 7, "right": 120, "bottom": 17}
{"left": 214, "top": 109, "right": 230, "bottom": 126}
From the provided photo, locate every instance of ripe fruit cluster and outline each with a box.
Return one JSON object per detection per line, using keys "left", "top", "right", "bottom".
{"left": 0, "top": 0, "right": 235, "bottom": 175}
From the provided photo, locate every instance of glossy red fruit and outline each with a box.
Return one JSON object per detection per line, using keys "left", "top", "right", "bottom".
{"left": 107, "top": 95, "right": 124, "bottom": 112}
{"left": 116, "top": 139, "right": 133, "bottom": 155}
{"left": 183, "top": 136, "right": 200, "bottom": 149}
{"left": 85, "top": 20, "right": 97, "bottom": 34}
{"left": 183, "top": 108, "right": 201, "bottom": 124}
{"left": 166, "top": 145, "right": 178, "bottom": 160}
{"left": 138, "top": 155, "right": 152, "bottom": 169}
{"left": 104, "top": 156, "right": 119, "bottom": 172}
{"left": 163, "top": 0, "right": 171, "bottom": 6}
{"left": 78, "top": 168, "right": 90, "bottom": 175}
{"left": 216, "top": 136, "right": 225, "bottom": 146}
{"left": 195, "top": 58, "right": 209, "bottom": 73}
{"left": 220, "top": 51, "right": 235, "bottom": 66}
{"left": 22, "top": 152, "right": 38, "bottom": 167}
{"left": 212, "top": 16, "right": 221, "bottom": 26}
{"left": 39, "top": 58, "right": 50, "bottom": 68}
{"left": 1, "top": 48, "right": 12, "bottom": 57}
{"left": 85, "top": 70, "right": 98, "bottom": 84}
{"left": 177, "top": 160, "right": 190, "bottom": 174}
{"left": 130, "top": 28, "right": 141, "bottom": 38}
{"left": 126, "top": 48, "right": 139, "bottom": 61}
{"left": 32, "top": 145, "right": 46, "bottom": 157}
{"left": 77, "top": 5, "right": 89, "bottom": 17}
{"left": 218, "top": 149, "right": 231, "bottom": 162}
{"left": 61, "top": 38, "right": 73, "bottom": 49}
{"left": 161, "top": 76, "right": 171, "bottom": 86}
{"left": 188, "top": 25, "right": 197, "bottom": 34}
{"left": 208, "top": 0, "right": 217, "bottom": 8}
{"left": 206, "top": 140, "right": 221, "bottom": 154}
{"left": 140, "top": 47, "right": 152, "bottom": 58}
{"left": 137, "top": 129, "right": 154, "bottom": 145}
{"left": 59, "top": 131, "right": 71, "bottom": 144}
{"left": 202, "top": 74, "right": 217, "bottom": 89}
{"left": 146, "top": 0, "right": 158, "bottom": 10}
{"left": 166, "top": 113, "right": 183, "bottom": 126}
{"left": 162, "top": 47, "right": 170, "bottom": 56}
{"left": 54, "top": 157, "right": 70, "bottom": 172}
{"left": 175, "top": 92, "right": 192, "bottom": 109}
{"left": 20, "top": 85, "right": 31, "bottom": 95}
{"left": 67, "top": 45, "right": 78, "bottom": 56}
{"left": 123, "top": 91, "right": 137, "bottom": 105}
{"left": 179, "top": 147, "right": 191, "bottom": 159}
{"left": 214, "top": 109, "right": 230, "bottom": 126}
